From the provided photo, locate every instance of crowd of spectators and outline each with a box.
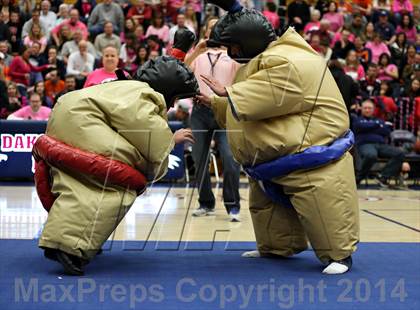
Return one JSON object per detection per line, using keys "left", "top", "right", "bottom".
{"left": 0, "top": 0, "right": 419, "bottom": 185}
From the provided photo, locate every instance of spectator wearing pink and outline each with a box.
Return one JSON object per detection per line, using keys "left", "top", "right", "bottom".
{"left": 365, "top": 33, "right": 390, "bottom": 63}
{"left": 23, "top": 23, "right": 48, "bottom": 54}
{"left": 322, "top": 1, "right": 344, "bottom": 32}
{"left": 84, "top": 46, "right": 127, "bottom": 88}
{"left": 330, "top": 30, "right": 355, "bottom": 48}
{"left": 145, "top": 13, "right": 170, "bottom": 45}
{"left": 7, "top": 93, "right": 51, "bottom": 120}
{"left": 263, "top": 1, "right": 280, "bottom": 30}
{"left": 392, "top": 0, "right": 413, "bottom": 14}
{"left": 51, "top": 9, "right": 88, "bottom": 46}
{"left": 344, "top": 50, "right": 366, "bottom": 81}
{"left": 304, "top": 9, "right": 321, "bottom": 36}
{"left": 9, "top": 46, "right": 51, "bottom": 86}
{"left": 395, "top": 13, "right": 417, "bottom": 43}
{"left": 120, "top": 18, "right": 136, "bottom": 43}
{"left": 377, "top": 53, "right": 399, "bottom": 82}
{"left": 392, "top": 0, "right": 414, "bottom": 25}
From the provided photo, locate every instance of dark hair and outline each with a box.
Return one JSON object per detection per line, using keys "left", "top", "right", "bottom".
{"left": 134, "top": 44, "right": 150, "bottom": 65}
{"left": 329, "top": 1, "right": 338, "bottom": 12}
{"left": 396, "top": 32, "right": 407, "bottom": 46}
{"left": 266, "top": 2, "right": 276, "bottom": 12}
{"left": 381, "top": 80, "right": 392, "bottom": 96}
{"left": 65, "top": 74, "right": 76, "bottom": 80}
{"left": 400, "top": 13, "right": 414, "bottom": 29}
{"left": 379, "top": 53, "right": 391, "bottom": 66}
{"left": 151, "top": 12, "right": 164, "bottom": 28}
{"left": 368, "top": 63, "right": 378, "bottom": 70}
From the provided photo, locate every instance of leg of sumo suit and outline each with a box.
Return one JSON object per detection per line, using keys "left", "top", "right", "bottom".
{"left": 39, "top": 167, "right": 137, "bottom": 270}
{"left": 246, "top": 177, "right": 308, "bottom": 257}
{"left": 281, "top": 152, "right": 360, "bottom": 266}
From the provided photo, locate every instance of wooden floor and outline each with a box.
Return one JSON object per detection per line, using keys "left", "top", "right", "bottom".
{"left": 0, "top": 182, "right": 419, "bottom": 243}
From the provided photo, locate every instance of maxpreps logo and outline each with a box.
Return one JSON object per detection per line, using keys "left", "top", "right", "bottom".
{"left": 0, "top": 134, "right": 42, "bottom": 172}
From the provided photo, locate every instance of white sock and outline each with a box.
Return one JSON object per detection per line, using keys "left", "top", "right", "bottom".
{"left": 241, "top": 250, "right": 261, "bottom": 258}
{"left": 322, "top": 262, "right": 350, "bottom": 274}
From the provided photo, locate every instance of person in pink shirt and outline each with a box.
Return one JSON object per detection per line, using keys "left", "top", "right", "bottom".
{"left": 344, "top": 50, "right": 366, "bottom": 81}
{"left": 365, "top": 33, "right": 390, "bottom": 63}
{"left": 145, "top": 13, "right": 170, "bottom": 45}
{"left": 185, "top": 17, "right": 242, "bottom": 221}
{"left": 263, "top": 1, "right": 280, "bottom": 30}
{"left": 51, "top": 9, "right": 88, "bottom": 46}
{"left": 377, "top": 53, "right": 399, "bottom": 82}
{"left": 392, "top": 0, "right": 414, "bottom": 25}
{"left": 7, "top": 92, "right": 51, "bottom": 120}
{"left": 392, "top": 0, "right": 414, "bottom": 14}
{"left": 304, "top": 9, "right": 321, "bottom": 37}
{"left": 322, "top": 1, "right": 344, "bottom": 32}
{"left": 394, "top": 13, "right": 417, "bottom": 43}
{"left": 84, "top": 46, "right": 127, "bottom": 88}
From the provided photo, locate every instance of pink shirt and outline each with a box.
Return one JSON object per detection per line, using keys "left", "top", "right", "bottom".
{"left": 396, "top": 25, "right": 417, "bottom": 43}
{"left": 145, "top": 25, "right": 170, "bottom": 43}
{"left": 344, "top": 65, "right": 365, "bottom": 81}
{"left": 392, "top": 0, "right": 413, "bottom": 13}
{"left": 190, "top": 50, "right": 240, "bottom": 97}
{"left": 377, "top": 64, "right": 398, "bottom": 81}
{"left": 9, "top": 106, "right": 51, "bottom": 120}
{"left": 84, "top": 68, "right": 128, "bottom": 88}
{"left": 322, "top": 12, "right": 344, "bottom": 32}
{"left": 51, "top": 20, "right": 89, "bottom": 40}
{"left": 263, "top": 10, "right": 280, "bottom": 29}
{"left": 365, "top": 41, "right": 390, "bottom": 63}
{"left": 304, "top": 21, "right": 321, "bottom": 34}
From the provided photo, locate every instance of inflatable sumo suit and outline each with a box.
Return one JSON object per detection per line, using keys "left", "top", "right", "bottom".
{"left": 33, "top": 55, "right": 198, "bottom": 275}
{"left": 206, "top": 0, "right": 359, "bottom": 271}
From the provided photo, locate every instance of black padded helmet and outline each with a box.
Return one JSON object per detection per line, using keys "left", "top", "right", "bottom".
{"left": 210, "top": 8, "right": 277, "bottom": 63}
{"left": 133, "top": 56, "right": 199, "bottom": 109}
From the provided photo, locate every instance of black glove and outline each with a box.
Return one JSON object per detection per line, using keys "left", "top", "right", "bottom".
{"left": 205, "top": 0, "right": 242, "bottom": 13}
{"left": 173, "top": 28, "right": 196, "bottom": 53}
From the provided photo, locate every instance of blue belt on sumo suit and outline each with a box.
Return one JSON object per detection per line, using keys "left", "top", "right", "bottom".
{"left": 243, "top": 130, "right": 355, "bottom": 208}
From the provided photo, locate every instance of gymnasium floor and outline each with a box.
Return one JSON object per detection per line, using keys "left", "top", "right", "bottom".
{"left": 0, "top": 181, "right": 419, "bottom": 309}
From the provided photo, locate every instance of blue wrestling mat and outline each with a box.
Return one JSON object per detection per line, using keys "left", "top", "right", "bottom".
{"left": 0, "top": 240, "right": 419, "bottom": 310}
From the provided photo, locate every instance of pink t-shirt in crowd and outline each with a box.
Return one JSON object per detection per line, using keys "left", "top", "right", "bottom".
{"left": 145, "top": 25, "right": 170, "bottom": 43}
{"left": 304, "top": 21, "right": 321, "bottom": 34}
{"left": 263, "top": 10, "right": 280, "bottom": 29}
{"left": 9, "top": 106, "right": 51, "bottom": 120}
{"left": 322, "top": 12, "right": 344, "bottom": 32}
{"left": 190, "top": 49, "right": 241, "bottom": 97}
{"left": 83, "top": 68, "right": 128, "bottom": 88}
{"left": 344, "top": 65, "right": 365, "bottom": 81}
{"left": 377, "top": 64, "right": 398, "bottom": 81}
{"left": 395, "top": 25, "right": 417, "bottom": 43}
{"left": 365, "top": 41, "right": 390, "bottom": 63}
{"left": 392, "top": 0, "right": 413, "bottom": 13}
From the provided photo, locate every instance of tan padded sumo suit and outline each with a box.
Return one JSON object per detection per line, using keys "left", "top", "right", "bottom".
{"left": 38, "top": 80, "right": 174, "bottom": 260}
{"left": 210, "top": 27, "right": 360, "bottom": 264}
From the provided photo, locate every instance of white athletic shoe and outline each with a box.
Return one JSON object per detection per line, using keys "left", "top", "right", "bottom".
{"left": 241, "top": 250, "right": 261, "bottom": 258}
{"left": 192, "top": 207, "right": 215, "bottom": 217}
{"left": 322, "top": 256, "right": 352, "bottom": 274}
{"left": 228, "top": 208, "right": 240, "bottom": 222}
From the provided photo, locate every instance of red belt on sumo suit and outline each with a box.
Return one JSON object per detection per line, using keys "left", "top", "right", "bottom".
{"left": 32, "top": 135, "right": 147, "bottom": 212}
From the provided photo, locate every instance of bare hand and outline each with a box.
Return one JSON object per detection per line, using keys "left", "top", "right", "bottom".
{"left": 200, "top": 75, "right": 228, "bottom": 97}
{"left": 173, "top": 128, "right": 195, "bottom": 144}
{"left": 194, "top": 92, "right": 211, "bottom": 107}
